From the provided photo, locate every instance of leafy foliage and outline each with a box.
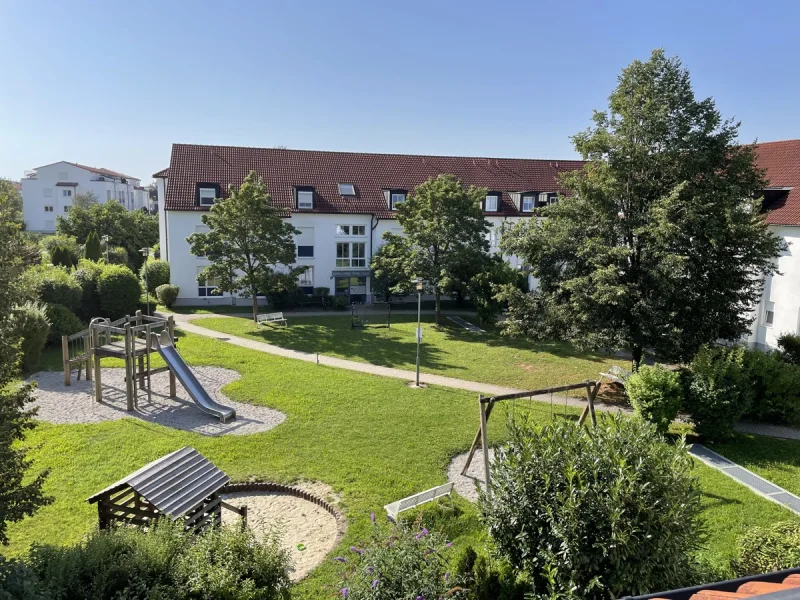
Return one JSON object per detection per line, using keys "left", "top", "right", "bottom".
{"left": 155, "top": 284, "right": 180, "bottom": 308}
{"left": 56, "top": 201, "right": 158, "bottom": 270}
{"left": 741, "top": 349, "right": 800, "bottom": 424}
{"left": 452, "top": 545, "right": 528, "bottom": 600}
{"left": 105, "top": 245, "right": 130, "bottom": 267}
{"left": 732, "top": 521, "right": 800, "bottom": 577}
{"left": 683, "top": 346, "right": 753, "bottom": 441}
{"left": 0, "top": 178, "right": 23, "bottom": 223}
{"left": 40, "top": 235, "right": 79, "bottom": 268}
{"left": 373, "top": 174, "right": 490, "bottom": 324}
{"left": 186, "top": 171, "right": 302, "bottom": 322}
{"left": 10, "top": 302, "right": 50, "bottom": 373}
{"left": 21, "top": 265, "right": 82, "bottom": 312}
{"left": 83, "top": 230, "right": 101, "bottom": 261}
{"left": 468, "top": 255, "right": 525, "bottom": 325}
{"left": 97, "top": 264, "right": 142, "bottom": 320}
{"left": 479, "top": 415, "right": 703, "bottom": 598}
{"left": 44, "top": 304, "right": 84, "bottom": 346}
{"left": 337, "top": 521, "right": 466, "bottom": 599}
{"left": 627, "top": 364, "right": 682, "bottom": 434}
{"left": 71, "top": 259, "right": 104, "bottom": 321}
{"left": 139, "top": 259, "right": 170, "bottom": 294}
{"left": 778, "top": 333, "right": 800, "bottom": 366}
{"left": 72, "top": 191, "right": 97, "bottom": 209}
{"left": 499, "top": 50, "right": 784, "bottom": 368}
{"left": 49, "top": 245, "right": 75, "bottom": 269}
{"left": 370, "top": 240, "right": 415, "bottom": 302}
{"left": 15, "top": 520, "right": 291, "bottom": 599}
{"left": 0, "top": 192, "right": 52, "bottom": 545}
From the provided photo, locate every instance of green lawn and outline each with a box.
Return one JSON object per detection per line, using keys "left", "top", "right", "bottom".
{"left": 197, "top": 314, "right": 626, "bottom": 393}
{"left": 710, "top": 434, "right": 800, "bottom": 498}
{"left": 9, "top": 332, "right": 798, "bottom": 597}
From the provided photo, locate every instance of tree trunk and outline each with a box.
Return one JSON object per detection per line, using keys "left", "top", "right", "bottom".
{"left": 434, "top": 291, "right": 441, "bottom": 326}
{"left": 631, "top": 345, "right": 643, "bottom": 373}
{"left": 251, "top": 292, "right": 258, "bottom": 323}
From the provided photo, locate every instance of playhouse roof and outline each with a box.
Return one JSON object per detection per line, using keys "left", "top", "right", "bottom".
{"left": 88, "top": 446, "right": 229, "bottom": 519}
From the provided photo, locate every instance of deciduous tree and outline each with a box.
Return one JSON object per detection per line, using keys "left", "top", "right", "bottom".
{"left": 187, "top": 171, "right": 303, "bottom": 322}
{"left": 500, "top": 50, "right": 784, "bottom": 368}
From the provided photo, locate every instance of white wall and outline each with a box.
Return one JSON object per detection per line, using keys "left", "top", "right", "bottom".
{"left": 21, "top": 161, "right": 142, "bottom": 232}
{"left": 747, "top": 225, "right": 800, "bottom": 349}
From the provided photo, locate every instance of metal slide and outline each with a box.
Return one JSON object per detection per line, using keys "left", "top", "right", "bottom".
{"left": 151, "top": 331, "right": 236, "bottom": 423}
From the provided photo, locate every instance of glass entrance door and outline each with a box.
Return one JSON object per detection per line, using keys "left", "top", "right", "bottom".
{"left": 334, "top": 276, "right": 368, "bottom": 304}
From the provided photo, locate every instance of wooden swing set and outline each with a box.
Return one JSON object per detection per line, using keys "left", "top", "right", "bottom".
{"left": 460, "top": 380, "right": 600, "bottom": 498}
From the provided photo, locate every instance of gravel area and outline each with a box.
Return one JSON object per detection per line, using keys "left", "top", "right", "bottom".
{"left": 222, "top": 482, "right": 341, "bottom": 581}
{"left": 28, "top": 367, "right": 286, "bottom": 436}
{"left": 447, "top": 448, "right": 496, "bottom": 503}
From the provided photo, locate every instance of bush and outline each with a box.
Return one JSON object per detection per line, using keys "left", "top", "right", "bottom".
{"left": 40, "top": 235, "right": 79, "bottom": 267}
{"left": 313, "top": 286, "right": 330, "bottom": 297}
{"left": 732, "top": 521, "right": 800, "bottom": 577}
{"left": 105, "top": 245, "right": 130, "bottom": 267}
{"left": 337, "top": 521, "right": 466, "bottom": 600}
{"left": 156, "top": 284, "right": 179, "bottom": 308}
{"left": 741, "top": 349, "right": 800, "bottom": 424}
{"left": 683, "top": 346, "right": 753, "bottom": 441}
{"left": 778, "top": 333, "right": 800, "bottom": 366}
{"left": 49, "top": 244, "right": 75, "bottom": 269}
{"left": 139, "top": 259, "right": 170, "bottom": 294}
{"left": 333, "top": 295, "right": 348, "bottom": 310}
{"left": 627, "top": 364, "right": 682, "bottom": 434}
{"left": 97, "top": 264, "right": 142, "bottom": 320}
{"left": 21, "top": 265, "right": 82, "bottom": 312}
{"left": 44, "top": 304, "right": 84, "bottom": 346}
{"left": 452, "top": 545, "right": 527, "bottom": 600}
{"left": 10, "top": 302, "right": 50, "bottom": 372}
{"left": 23, "top": 520, "right": 291, "bottom": 600}
{"left": 480, "top": 416, "right": 703, "bottom": 598}
{"left": 71, "top": 259, "right": 104, "bottom": 321}
{"left": 83, "top": 231, "right": 101, "bottom": 261}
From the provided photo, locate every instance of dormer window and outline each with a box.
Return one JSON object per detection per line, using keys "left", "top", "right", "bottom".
{"left": 338, "top": 183, "right": 355, "bottom": 196}
{"left": 485, "top": 193, "right": 499, "bottom": 212}
{"left": 296, "top": 187, "right": 314, "bottom": 209}
{"left": 521, "top": 194, "right": 535, "bottom": 212}
{"left": 390, "top": 190, "right": 406, "bottom": 210}
{"left": 197, "top": 183, "right": 220, "bottom": 207}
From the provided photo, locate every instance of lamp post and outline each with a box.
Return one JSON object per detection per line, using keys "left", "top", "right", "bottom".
{"left": 101, "top": 235, "right": 110, "bottom": 262}
{"left": 413, "top": 278, "right": 424, "bottom": 387}
{"left": 140, "top": 247, "right": 150, "bottom": 315}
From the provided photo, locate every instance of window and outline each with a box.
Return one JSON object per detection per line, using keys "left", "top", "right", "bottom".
{"left": 485, "top": 194, "right": 499, "bottom": 212}
{"left": 522, "top": 194, "right": 535, "bottom": 212}
{"left": 44, "top": 205, "right": 54, "bottom": 212}
{"left": 106, "top": 190, "right": 111, "bottom": 201}
{"left": 298, "top": 267, "right": 313, "bottom": 287}
{"left": 296, "top": 187, "right": 314, "bottom": 209}
{"left": 62, "top": 189, "right": 72, "bottom": 197}
{"left": 198, "top": 187, "right": 217, "bottom": 207}
{"left": 118, "top": 190, "right": 125, "bottom": 204}
{"left": 297, "top": 245, "right": 314, "bottom": 258}
{"left": 765, "top": 301, "right": 776, "bottom": 327}
{"left": 63, "top": 205, "right": 70, "bottom": 213}
{"left": 336, "top": 242, "right": 366, "bottom": 268}
{"left": 338, "top": 183, "right": 355, "bottom": 196}
{"left": 391, "top": 191, "right": 406, "bottom": 210}
{"left": 197, "top": 267, "right": 219, "bottom": 297}
{"left": 43, "top": 188, "right": 52, "bottom": 197}
{"left": 336, "top": 225, "right": 366, "bottom": 236}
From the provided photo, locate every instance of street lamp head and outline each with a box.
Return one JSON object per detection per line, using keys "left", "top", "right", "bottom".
{"left": 413, "top": 278, "right": 424, "bottom": 291}
{"left": 139, "top": 247, "right": 150, "bottom": 257}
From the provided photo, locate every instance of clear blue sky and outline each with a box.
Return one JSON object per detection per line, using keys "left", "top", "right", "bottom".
{"left": 2, "top": 0, "right": 798, "bottom": 182}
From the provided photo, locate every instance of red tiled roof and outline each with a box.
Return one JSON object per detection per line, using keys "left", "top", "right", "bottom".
{"left": 756, "top": 139, "right": 800, "bottom": 226}
{"left": 153, "top": 167, "right": 169, "bottom": 178}
{"left": 646, "top": 571, "right": 800, "bottom": 599}
{"left": 162, "top": 143, "right": 584, "bottom": 216}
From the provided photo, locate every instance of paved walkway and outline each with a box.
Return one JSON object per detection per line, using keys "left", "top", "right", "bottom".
{"left": 734, "top": 422, "right": 800, "bottom": 441}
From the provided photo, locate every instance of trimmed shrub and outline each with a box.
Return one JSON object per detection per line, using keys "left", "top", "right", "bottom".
{"left": 105, "top": 245, "right": 130, "bottom": 267}
{"left": 139, "top": 259, "right": 170, "bottom": 294}
{"left": 683, "top": 346, "right": 753, "bottom": 441}
{"left": 741, "top": 349, "right": 800, "bottom": 424}
{"left": 97, "top": 264, "right": 142, "bottom": 320}
{"left": 156, "top": 284, "right": 179, "bottom": 308}
{"left": 333, "top": 295, "right": 348, "bottom": 310}
{"left": 22, "top": 265, "right": 82, "bottom": 312}
{"left": 24, "top": 520, "right": 291, "bottom": 600}
{"left": 732, "top": 521, "right": 800, "bottom": 577}
{"left": 44, "top": 304, "right": 83, "bottom": 346}
{"left": 49, "top": 244, "right": 74, "bottom": 269}
{"left": 627, "top": 364, "right": 682, "bottom": 434}
{"left": 40, "top": 235, "right": 79, "bottom": 267}
{"left": 778, "top": 333, "right": 800, "bottom": 366}
{"left": 480, "top": 416, "right": 703, "bottom": 598}
{"left": 337, "top": 522, "right": 466, "bottom": 600}
{"left": 83, "top": 231, "right": 101, "bottom": 261}
{"left": 71, "top": 259, "right": 103, "bottom": 321}
{"left": 10, "top": 302, "right": 50, "bottom": 372}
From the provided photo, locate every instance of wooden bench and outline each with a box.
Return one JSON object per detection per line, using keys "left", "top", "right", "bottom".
{"left": 384, "top": 482, "right": 454, "bottom": 521}
{"left": 256, "top": 312, "right": 288, "bottom": 327}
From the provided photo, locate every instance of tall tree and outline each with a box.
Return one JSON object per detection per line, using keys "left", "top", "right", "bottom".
{"left": 73, "top": 191, "right": 98, "bottom": 209}
{"left": 186, "top": 171, "right": 303, "bottom": 322}
{"left": 0, "top": 192, "right": 51, "bottom": 545}
{"left": 500, "top": 50, "right": 784, "bottom": 368}
{"left": 84, "top": 230, "right": 102, "bottom": 261}
{"left": 0, "top": 179, "right": 22, "bottom": 224}
{"left": 377, "top": 174, "right": 489, "bottom": 324}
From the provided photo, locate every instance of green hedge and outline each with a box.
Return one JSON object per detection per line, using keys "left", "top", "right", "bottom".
{"left": 97, "top": 265, "right": 142, "bottom": 320}
{"left": 44, "top": 304, "right": 84, "bottom": 346}
{"left": 156, "top": 284, "right": 179, "bottom": 308}
{"left": 627, "top": 365, "right": 682, "bottom": 434}
{"left": 22, "top": 266, "right": 82, "bottom": 312}
{"left": 11, "top": 302, "right": 50, "bottom": 372}
{"left": 71, "top": 259, "right": 104, "bottom": 322}
{"left": 732, "top": 521, "right": 800, "bottom": 577}
{"left": 139, "top": 259, "right": 170, "bottom": 294}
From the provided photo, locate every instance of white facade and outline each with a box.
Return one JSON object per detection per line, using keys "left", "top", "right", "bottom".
{"left": 158, "top": 183, "right": 531, "bottom": 305}
{"left": 747, "top": 225, "right": 800, "bottom": 349}
{"left": 22, "top": 161, "right": 149, "bottom": 232}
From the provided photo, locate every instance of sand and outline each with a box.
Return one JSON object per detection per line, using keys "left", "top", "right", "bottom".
{"left": 446, "top": 448, "right": 496, "bottom": 503}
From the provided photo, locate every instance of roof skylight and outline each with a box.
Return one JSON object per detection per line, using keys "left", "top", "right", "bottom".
{"left": 338, "top": 183, "right": 356, "bottom": 196}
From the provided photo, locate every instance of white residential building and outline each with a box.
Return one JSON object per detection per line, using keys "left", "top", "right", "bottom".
{"left": 154, "top": 144, "right": 582, "bottom": 306}
{"left": 22, "top": 161, "right": 150, "bottom": 232}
